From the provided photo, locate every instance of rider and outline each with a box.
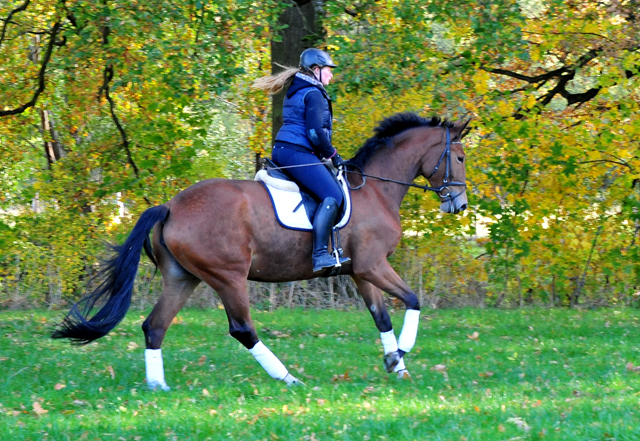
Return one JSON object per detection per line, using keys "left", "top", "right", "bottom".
{"left": 253, "top": 48, "right": 350, "bottom": 273}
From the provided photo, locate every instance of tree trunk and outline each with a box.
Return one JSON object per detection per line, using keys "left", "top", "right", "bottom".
{"left": 269, "top": 283, "right": 276, "bottom": 312}
{"left": 29, "top": 34, "right": 65, "bottom": 169}
{"left": 40, "top": 109, "right": 65, "bottom": 167}
{"left": 261, "top": 0, "right": 323, "bottom": 171}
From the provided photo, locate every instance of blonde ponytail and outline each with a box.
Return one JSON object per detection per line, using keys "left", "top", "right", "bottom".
{"left": 252, "top": 66, "right": 300, "bottom": 95}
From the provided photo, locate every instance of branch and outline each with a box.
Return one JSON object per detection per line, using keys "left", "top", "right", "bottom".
{"left": 96, "top": 8, "right": 150, "bottom": 207}
{"left": 484, "top": 48, "right": 601, "bottom": 89}
{"left": 99, "top": 64, "right": 151, "bottom": 206}
{"left": 0, "top": 0, "right": 30, "bottom": 47}
{"left": 344, "top": 7, "right": 358, "bottom": 17}
{"left": 100, "top": 65, "right": 140, "bottom": 179}
{"left": 572, "top": 225, "right": 602, "bottom": 305}
{"left": 0, "top": 20, "right": 60, "bottom": 117}
{"left": 522, "top": 30, "right": 614, "bottom": 43}
{"left": 577, "top": 159, "right": 635, "bottom": 172}
{"left": 482, "top": 65, "right": 570, "bottom": 84}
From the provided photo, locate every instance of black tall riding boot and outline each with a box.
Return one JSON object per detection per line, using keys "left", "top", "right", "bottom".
{"left": 312, "top": 197, "right": 351, "bottom": 273}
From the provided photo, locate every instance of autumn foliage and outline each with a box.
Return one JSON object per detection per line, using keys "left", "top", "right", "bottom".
{"left": 0, "top": 0, "right": 638, "bottom": 308}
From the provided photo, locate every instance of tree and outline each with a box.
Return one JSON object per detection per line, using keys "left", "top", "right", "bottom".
{"left": 1, "top": 0, "right": 638, "bottom": 308}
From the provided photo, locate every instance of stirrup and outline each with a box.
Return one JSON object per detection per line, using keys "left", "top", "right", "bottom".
{"left": 333, "top": 249, "right": 342, "bottom": 267}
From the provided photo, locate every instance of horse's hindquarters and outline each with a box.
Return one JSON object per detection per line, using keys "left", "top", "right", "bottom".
{"left": 161, "top": 179, "right": 339, "bottom": 284}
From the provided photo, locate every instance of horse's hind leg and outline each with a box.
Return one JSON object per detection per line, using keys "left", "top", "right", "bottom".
{"left": 141, "top": 265, "right": 200, "bottom": 390}
{"left": 200, "top": 271, "right": 302, "bottom": 386}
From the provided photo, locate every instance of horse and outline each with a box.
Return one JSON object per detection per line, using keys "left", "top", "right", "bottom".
{"left": 52, "top": 112, "right": 469, "bottom": 389}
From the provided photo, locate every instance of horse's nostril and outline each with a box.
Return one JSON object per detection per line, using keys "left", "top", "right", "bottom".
{"left": 459, "top": 203, "right": 468, "bottom": 211}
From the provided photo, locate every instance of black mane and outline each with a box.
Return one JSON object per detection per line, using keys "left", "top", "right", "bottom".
{"left": 348, "top": 113, "right": 454, "bottom": 168}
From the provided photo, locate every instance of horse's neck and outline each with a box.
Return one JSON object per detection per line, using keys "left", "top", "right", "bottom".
{"left": 361, "top": 136, "right": 423, "bottom": 212}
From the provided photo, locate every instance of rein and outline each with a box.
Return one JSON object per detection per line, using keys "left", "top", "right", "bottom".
{"left": 267, "top": 128, "right": 466, "bottom": 203}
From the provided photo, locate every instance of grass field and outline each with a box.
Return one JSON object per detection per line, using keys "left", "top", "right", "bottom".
{"left": 2, "top": 307, "right": 640, "bottom": 440}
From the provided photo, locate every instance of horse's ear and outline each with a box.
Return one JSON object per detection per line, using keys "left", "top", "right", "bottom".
{"left": 454, "top": 118, "right": 472, "bottom": 139}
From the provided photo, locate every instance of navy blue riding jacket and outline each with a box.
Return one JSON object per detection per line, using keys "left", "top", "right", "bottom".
{"left": 275, "top": 73, "right": 336, "bottom": 159}
{"left": 272, "top": 72, "right": 343, "bottom": 206}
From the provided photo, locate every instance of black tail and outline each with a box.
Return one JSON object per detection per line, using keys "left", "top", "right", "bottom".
{"left": 52, "top": 205, "right": 170, "bottom": 345}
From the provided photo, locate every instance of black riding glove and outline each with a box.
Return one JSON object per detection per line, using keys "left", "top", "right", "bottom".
{"left": 331, "top": 153, "right": 345, "bottom": 168}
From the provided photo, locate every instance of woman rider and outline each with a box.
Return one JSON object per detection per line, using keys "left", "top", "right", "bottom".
{"left": 253, "top": 48, "right": 350, "bottom": 273}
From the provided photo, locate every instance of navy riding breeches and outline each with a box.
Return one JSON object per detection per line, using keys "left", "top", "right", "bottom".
{"left": 272, "top": 146, "right": 344, "bottom": 207}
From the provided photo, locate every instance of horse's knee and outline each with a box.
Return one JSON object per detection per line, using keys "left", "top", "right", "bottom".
{"left": 142, "top": 318, "right": 166, "bottom": 349}
{"left": 229, "top": 321, "right": 258, "bottom": 349}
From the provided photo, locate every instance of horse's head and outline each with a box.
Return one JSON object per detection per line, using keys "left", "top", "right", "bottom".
{"left": 422, "top": 119, "right": 470, "bottom": 214}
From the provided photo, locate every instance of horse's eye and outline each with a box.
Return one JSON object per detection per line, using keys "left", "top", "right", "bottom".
{"left": 457, "top": 156, "right": 464, "bottom": 163}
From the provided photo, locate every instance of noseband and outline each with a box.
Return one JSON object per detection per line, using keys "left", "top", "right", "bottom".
{"left": 345, "top": 128, "right": 467, "bottom": 204}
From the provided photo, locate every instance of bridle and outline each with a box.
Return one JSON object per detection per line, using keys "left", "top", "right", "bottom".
{"left": 344, "top": 127, "right": 467, "bottom": 204}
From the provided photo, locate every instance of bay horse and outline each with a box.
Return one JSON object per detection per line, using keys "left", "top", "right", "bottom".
{"left": 52, "top": 113, "right": 469, "bottom": 389}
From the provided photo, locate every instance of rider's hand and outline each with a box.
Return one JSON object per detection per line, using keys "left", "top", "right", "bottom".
{"left": 331, "top": 153, "right": 345, "bottom": 168}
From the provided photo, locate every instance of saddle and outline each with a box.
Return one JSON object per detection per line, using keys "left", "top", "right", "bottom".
{"left": 262, "top": 158, "right": 320, "bottom": 222}
{"left": 254, "top": 158, "right": 351, "bottom": 232}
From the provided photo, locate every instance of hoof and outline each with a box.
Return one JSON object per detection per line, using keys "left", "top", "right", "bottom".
{"left": 396, "top": 369, "right": 411, "bottom": 380}
{"left": 283, "top": 373, "right": 305, "bottom": 387}
{"left": 384, "top": 351, "right": 401, "bottom": 373}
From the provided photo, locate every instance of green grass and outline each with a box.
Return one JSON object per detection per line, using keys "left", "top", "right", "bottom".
{"left": 2, "top": 307, "right": 640, "bottom": 440}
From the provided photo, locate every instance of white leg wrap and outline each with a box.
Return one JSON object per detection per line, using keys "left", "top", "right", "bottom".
{"left": 397, "top": 309, "right": 420, "bottom": 353}
{"left": 393, "top": 357, "right": 406, "bottom": 372}
{"left": 145, "top": 349, "right": 170, "bottom": 391}
{"left": 380, "top": 330, "right": 398, "bottom": 354}
{"left": 249, "top": 341, "right": 289, "bottom": 381}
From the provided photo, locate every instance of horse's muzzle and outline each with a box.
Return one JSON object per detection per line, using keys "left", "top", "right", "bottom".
{"left": 440, "top": 191, "right": 468, "bottom": 214}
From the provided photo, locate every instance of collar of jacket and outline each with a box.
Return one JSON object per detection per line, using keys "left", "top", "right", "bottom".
{"left": 295, "top": 72, "right": 324, "bottom": 88}
{"left": 286, "top": 73, "right": 331, "bottom": 101}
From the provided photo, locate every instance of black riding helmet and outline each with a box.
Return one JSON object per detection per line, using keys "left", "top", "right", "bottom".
{"left": 300, "top": 48, "right": 337, "bottom": 70}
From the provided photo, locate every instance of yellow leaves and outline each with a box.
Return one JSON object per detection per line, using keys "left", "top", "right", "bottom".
{"left": 496, "top": 101, "right": 514, "bottom": 117}
{"left": 530, "top": 46, "right": 541, "bottom": 62}
{"left": 472, "top": 70, "right": 491, "bottom": 95}
{"left": 524, "top": 95, "right": 537, "bottom": 110}
{"left": 587, "top": 150, "right": 602, "bottom": 161}
{"left": 54, "top": 383, "right": 66, "bottom": 390}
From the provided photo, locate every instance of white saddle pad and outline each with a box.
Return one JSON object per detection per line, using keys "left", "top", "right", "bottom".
{"left": 255, "top": 169, "right": 352, "bottom": 231}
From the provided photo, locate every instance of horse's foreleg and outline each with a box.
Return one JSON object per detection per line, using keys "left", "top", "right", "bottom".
{"left": 142, "top": 274, "right": 200, "bottom": 390}
{"left": 352, "top": 275, "right": 411, "bottom": 376}
{"left": 357, "top": 261, "right": 420, "bottom": 377}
